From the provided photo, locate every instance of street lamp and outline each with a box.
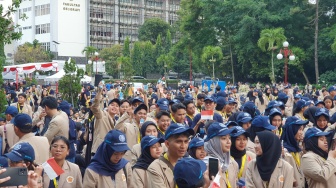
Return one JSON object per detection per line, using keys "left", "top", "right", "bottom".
{"left": 277, "top": 41, "right": 295, "bottom": 84}
{"left": 209, "top": 57, "right": 216, "bottom": 80}
{"left": 94, "top": 52, "right": 99, "bottom": 74}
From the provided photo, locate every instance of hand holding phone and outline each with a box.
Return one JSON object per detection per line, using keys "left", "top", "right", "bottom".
{"left": 0, "top": 167, "right": 27, "bottom": 187}
{"left": 208, "top": 158, "right": 219, "bottom": 180}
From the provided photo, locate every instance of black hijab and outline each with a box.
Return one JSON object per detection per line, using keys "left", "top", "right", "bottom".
{"left": 246, "top": 126, "right": 268, "bottom": 142}
{"left": 303, "top": 106, "right": 319, "bottom": 125}
{"left": 305, "top": 136, "right": 328, "bottom": 159}
{"left": 133, "top": 146, "right": 155, "bottom": 170}
{"left": 230, "top": 136, "right": 247, "bottom": 168}
{"left": 140, "top": 121, "right": 158, "bottom": 138}
{"left": 256, "top": 131, "right": 281, "bottom": 182}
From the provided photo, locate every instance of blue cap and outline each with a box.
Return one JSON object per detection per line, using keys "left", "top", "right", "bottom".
{"left": 315, "top": 108, "right": 329, "bottom": 118}
{"left": 204, "top": 96, "right": 215, "bottom": 102}
{"left": 58, "top": 101, "right": 71, "bottom": 116}
{"left": 140, "top": 135, "right": 165, "bottom": 151}
{"left": 328, "top": 86, "right": 336, "bottom": 93}
{"left": 5, "top": 106, "right": 18, "bottom": 116}
{"left": 296, "top": 100, "right": 309, "bottom": 110}
{"left": 184, "top": 94, "right": 194, "bottom": 102}
{"left": 134, "top": 103, "right": 148, "bottom": 114}
{"left": 5, "top": 142, "right": 35, "bottom": 162}
{"left": 165, "top": 123, "right": 194, "bottom": 140}
{"left": 226, "top": 97, "right": 237, "bottom": 105}
{"left": 0, "top": 118, "right": 5, "bottom": 122}
{"left": 174, "top": 158, "right": 207, "bottom": 187}
{"left": 225, "top": 121, "right": 238, "bottom": 128}
{"left": 278, "top": 92, "right": 288, "bottom": 100}
{"left": 188, "top": 137, "right": 205, "bottom": 149}
{"left": 315, "top": 100, "right": 325, "bottom": 107}
{"left": 169, "top": 99, "right": 181, "bottom": 105}
{"left": 237, "top": 112, "right": 252, "bottom": 123}
{"left": 285, "top": 116, "right": 309, "bottom": 126}
{"left": 216, "top": 97, "right": 226, "bottom": 106}
{"left": 330, "top": 113, "right": 336, "bottom": 124}
{"left": 216, "top": 91, "right": 227, "bottom": 98}
{"left": 132, "top": 97, "right": 144, "bottom": 104}
{"left": 294, "top": 94, "right": 302, "bottom": 99}
{"left": 230, "top": 126, "right": 250, "bottom": 137}
{"left": 251, "top": 115, "right": 276, "bottom": 131}
{"left": 108, "top": 98, "right": 121, "bottom": 106}
{"left": 157, "top": 98, "right": 169, "bottom": 111}
{"left": 269, "top": 108, "right": 282, "bottom": 116}
{"left": 205, "top": 122, "right": 235, "bottom": 142}
{"left": 13, "top": 113, "right": 32, "bottom": 130}
{"left": 266, "top": 100, "right": 280, "bottom": 110}
{"left": 0, "top": 156, "right": 8, "bottom": 167}
{"left": 304, "top": 127, "right": 331, "bottom": 141}
{"left": 104, "top": 130, "right": 130, "bottom": 152}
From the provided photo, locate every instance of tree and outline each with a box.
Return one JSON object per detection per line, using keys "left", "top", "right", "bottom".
{"left": 332, "top": 38, "right": 336, "bottom": 53}
{"left": 82, "top": 46, "right": 98, "bottom": 59}
{"left": 288, "top": 46, "right": 310, "bottom": 84}
{"left": 58, "top": 58, "right": 84, "bottom": 105}
{"left": 123, "top": 37, "right": 130, "bottom": 57}
{"left": 138, "top": 18, "right": 171, "bottom": 44}
{"left": 14, "top": 41, "right": 51, "bottom": 64}
{"left": 0, "top": 0, "right": 22, "bottom": 113}
{"left": 131, "top": 41, "right": 144, "bottom": 76}
{"left": 117, "top": 56, "right": 134, "bottom": 80}
{"left": 201, "top": 46, "right": 223, "bottom": 79}
{"left": 257, "top": 28, "right": 286, "bottom": 83}
{"left": 99, "top": 45, "right": 122, "bottom": 78}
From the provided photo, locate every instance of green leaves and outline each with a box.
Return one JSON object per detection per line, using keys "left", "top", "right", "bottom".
{"left": 138, "top": 18, "right": 171, "bottom": 44}
{"left": 257, "top": 28, "right": 286, "bottom": 52}
{"left": 201, "top": 46, "right": 223, "bottom": 63}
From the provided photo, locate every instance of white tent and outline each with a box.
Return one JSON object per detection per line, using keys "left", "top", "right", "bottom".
{"left": 81, "top": 75, "right": 92, "bottom": 83}
{"left": 45, "top": 70, "right": 91, "bottom": 83}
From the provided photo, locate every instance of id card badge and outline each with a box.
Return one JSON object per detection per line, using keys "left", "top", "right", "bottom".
{"left": 89, "top": 133, "right": 92, "bottom": 141}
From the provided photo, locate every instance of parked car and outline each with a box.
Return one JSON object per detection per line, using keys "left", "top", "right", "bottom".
{"left": 131, "top": 76, "right": 146, "bottom": 80}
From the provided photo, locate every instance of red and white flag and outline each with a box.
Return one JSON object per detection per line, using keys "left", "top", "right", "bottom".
{"left": 201, "top": 110, "right": 214, "bottom": 120}
{"left": 42, "top": 158, "right": 64, "bottom": 179}
{"left": 210, "top": 174, "right": 221, "bottom": 188}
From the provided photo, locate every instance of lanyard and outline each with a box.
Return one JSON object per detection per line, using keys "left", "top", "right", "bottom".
{"left": 170, "top": 114, "right": 177, "bottom": 123}
{"left": 89, "top": 115, "right": 95, "bottom": 122}
{"left": 163, "top": 154, "right": 179, "bottom": 188}
{"left": 158, "top": 127, "right": 165, "bottom": 135}
{"left": 53, "top": 178, "right": 58, "bottom": 188}
{"left": 291, "top": 152, "right": 301, "bottom": 167}
{"left": 137, "top": 129, "right": 141, "bottom": 144}
{"left": 237, "top": 154, "right": 246, "bottom": 179}
{"left": 225, "top": 170, "right": 231, "bottom": 188}
{"left": 186, "top": 114, "right": 194, "bottom": 121}
{"left": 17, "top": 103, "right": 22, "bottom": 113}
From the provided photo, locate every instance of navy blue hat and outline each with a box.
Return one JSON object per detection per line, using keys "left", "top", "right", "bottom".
{"left": 216, "top": 97, "right": 226, "bottom": 106}
{"left": 251, "top": 115, "right": 276, "bottom": 131}
{"left": 0, "top": 118, "right": 5, "bottom": 122}
{"left": 174, "top": 158, "right": 207, "bottom": 187}
{"left": 204, "top": 96, "right": 215, "bottom": 102}
{"left": 285, "top": 116, "right": 309, "bottom": 126}
{"left": 216, "top": 91, "right": 227, "bottom": 98}
{"left": 0, "top": 156, "right": 8, "bottom": 167}
{"left": 165, "top": 123, "right": 194, "bottom": 140}
{"left": 205, "top": 122, "right": 234, "bottom": 142}
{"left": 5, "top": 106, "right": 18, "bottom": 116}
{"left": 278, "top": 92, "right": 288, "bottom": 100}
{"left": 184, "top": 94, "right": 194, "bottom": 102}
{"left": 301, "top": 97, "right": 310, "bottom": 102}
{"left": 134, "top": 103, "right": 148, "bottom": 114}
{"left": 296, "top": 100, "right": 309, "bottom": 110}
{"left": 140, "top": 135, "right": 164, "bottom": 151}
{"left": 315, "top": 100, "right": 325, "bottom": 107}
{"left": 328, "top": 86, "right": 336, "bottom": 93}
{"left": 315, "top": 108, "right": 329, "bottom": 118}
{"left": 188, "top": 137, "right": 205, "bottom": 149}
{"left": 5, "top": 142, "right": 35, "bottom": 162}
{"left": 157, "top": 98, "right": 169, "bottom": 111}
{"left": 132, "top": 97, "right": 144, "bottom": 104}
{"left": 169, "top": 99, "right": 181, "bottom": 105}
{"left": 13, "top": 113, "right": 32, "bottom": 130}
{"left": 330, "top": 113, "right": 336, "bottom": 124}
{"left": 108, "top": 98, "right": 121, "bottom": 106}
{"left": 304, "top": 127, "right": 331, "bottom": 141}
{"left": 58, "top": 101, "right": 71, "bottom": 116}
{"left": 294, "top": 94, "right": 302, "bottom": 99}
{"left": 269, "top": 107, "right": 282, "bottom": 116}
{"left": 236, "top": 112, "right": 252, "bottom": 123}
{"left": 231, "top": 126, "right": 250, "bottom": 138}
{"left": 197, "top": 93, "right": 206, "bottom": 99}
{"left": 266, "top": 100, "right": 280, "bottom": 110}
{"left": 104, "top": 130, "right": 130, "bottom": 152}
{"left": 226, "top": 97, "right": 237, "bottom": 105}
{"left": 225, "top": 121, "right": 238, "bottom": 128}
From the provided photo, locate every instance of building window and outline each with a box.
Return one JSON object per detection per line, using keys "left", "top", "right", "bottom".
{"left": 35, "top": 4, "right": 50, "bottom": 16}
{"left": 35, "top": 24, "right": 50, "bottom": 34}
{"left": 40, "top": 42, "right": 50, "bottom": 51}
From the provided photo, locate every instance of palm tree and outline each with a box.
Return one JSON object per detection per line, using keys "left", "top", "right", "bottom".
{"left": 201, "top": 46, "right": 223, "bottom": 80}
{"left": 257, "top": 28, "right": 286, "bottom": 83}
{"left": 82, "top": 46, "right": 98, "bottom": 59}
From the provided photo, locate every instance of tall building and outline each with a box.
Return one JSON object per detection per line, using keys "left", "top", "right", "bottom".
{"left": 89, "top": 0, "right": 180, "bottom": 50}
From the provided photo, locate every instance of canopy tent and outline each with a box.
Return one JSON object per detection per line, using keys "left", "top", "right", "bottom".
{"left": 45, "top": 70, "right": 92, "bottom": 83}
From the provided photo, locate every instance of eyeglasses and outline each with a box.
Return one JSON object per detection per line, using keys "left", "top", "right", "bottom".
{"left": 51, "top": 145, "right": 68, "bottom": 151}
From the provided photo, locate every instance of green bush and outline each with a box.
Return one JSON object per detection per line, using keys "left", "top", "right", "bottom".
{"left": 319, "top": 70, "right": 336, "bottom": 87}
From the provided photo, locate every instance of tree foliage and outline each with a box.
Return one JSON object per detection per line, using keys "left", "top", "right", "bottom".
{"left": 99, "top": 45, "right": 122, "bottom": 78}
{"left": 14, "top": 41, "right": 52, "bottom": 64}
{"left": 138, "top": 18, "right": 171, "bottom": 44}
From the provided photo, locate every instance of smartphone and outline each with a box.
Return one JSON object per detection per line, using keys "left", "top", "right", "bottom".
{"left": 209, "top": 158, "right": 219, "bottom": 180}
{"left": 0, "top": 167, "right": 27, "bottom": 187}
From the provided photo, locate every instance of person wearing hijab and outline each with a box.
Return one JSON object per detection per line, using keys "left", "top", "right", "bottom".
{"left": 301, "top": 127, "right": 336, "bottom": 188}
{"left": 236, "top": 112, "right": 252, "bottom": 130}
{"left": 272, "top": 87, "right": 279, "bottom": 100}
{"left": 204, "top": 122, "right": 238, "bottom": 188}
{"left": 230, "top": 126, "right": 256, "bottom": 179}
{"left": 188, "top": 137, "right": 207, "bottom": 160}
{"left": 303, "top": 106, "right": 319, "bottom": 133}
{"left": 293, "top": 100, "right": 309, "bottom": 120}
{"left": 132, "top": 135, "right": 164, "bottom": 188}
{"left": 242, "top": 101, "right": 260, "bottom": 119}
{"left": 265, "top": 88, "right": 274, "bottom": 103}
{"left": 269, "top": 108, "right": 284, "bottom": 138}
{"left": 245, "top": 131, "right": 294, "bottom": 188}
{"left": 246, "top": 116, "right": 277, "bottom": 153}
{"left": 282, "top": 116, "right": 308, "bottom": 188}
{"left": 314, "top": 108, "right": 330, "bottom": 132}
{"left": 83, "top": 130, "right": 134, "bottom": 188}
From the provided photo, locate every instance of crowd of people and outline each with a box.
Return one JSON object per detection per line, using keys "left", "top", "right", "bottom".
{"left": 1, "top": 80, "right": 336, "bottom": 188}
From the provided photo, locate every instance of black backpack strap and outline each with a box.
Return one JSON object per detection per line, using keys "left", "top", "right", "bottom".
{"left": 123, "top": 166, "right": 127, "bottom": 181}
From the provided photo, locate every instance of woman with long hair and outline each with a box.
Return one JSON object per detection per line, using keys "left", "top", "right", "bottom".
{"left": 323, "top": 96, "right": 335, "bottom": 116}
{"left": 246, "top": 131, "right": 294, "bottom": 188}
{"left": 301, "top": 127, "right": 336, "bottom": 187}
{"left": 230, "top": 126, "right": 256, "bottom": 179}
{"left": 255, "top": 91, "right": 268, "bottom": 114}
{"left": 204, "top": 122, "right": 238, "bottom": 188}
